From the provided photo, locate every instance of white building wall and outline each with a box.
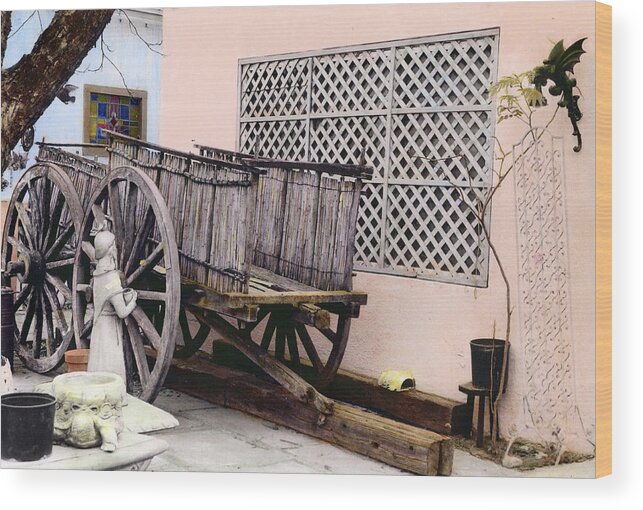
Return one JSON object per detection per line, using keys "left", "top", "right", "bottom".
{"left": 2, "top": 9, "right": 162, "bottom": 197}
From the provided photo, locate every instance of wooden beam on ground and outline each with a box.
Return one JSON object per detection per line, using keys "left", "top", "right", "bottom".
{"left": 323, "top": 369, "right": 470, "bottom": 436}
{"left": 162, "top": 352, "right": 452, "bottom": 476}
{"left": 211, "top": 342, "right": 470, "bottom": 436}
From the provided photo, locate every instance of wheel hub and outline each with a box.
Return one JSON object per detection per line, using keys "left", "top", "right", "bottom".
{"left": 13, "top": 250, "right": 46, "bottom": 284}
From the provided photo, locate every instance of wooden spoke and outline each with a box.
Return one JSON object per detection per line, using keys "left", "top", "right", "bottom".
{"left": 295, "top": 323, "right": 323, "bottom": 373}
{"left": 285, "top": 325, "right": 299, "bottom": 366}
{"left": 46, "top": 257, "right": 75, "bottom": 270}
{"left": 18, "top": 291, "right": 37, "bottom": 347}
{"left": 122, "top": 182, "right": 139, "bottom": 269}
{"left": 130, "top": 305, "right": 162, "bottom": 351}
{"left": 43, "top": 188, "right": 65, "bottom": 252}
{"left": 243, "top": 308, "right": 352, "bottom": 389}
{"left": 39, "top": 175, "right": 53, "bottom": 250}
{"left": 45, "top": 273, "right": 72, "bottom": 301}
{"left": 179, "top": 309, "right": 191, "bottom": 343}
{"left": 124, "top": 317, "right": 151, "bottom": 388}
{"left": 32, "top": 291, "right": 44, "bottom": 359}
{"left": 81, "top": 241, "right": 96, "bottom": 261}
{"left": 45, "top": 223, "right": 74, "bottom": 260}
{"left": 260, "top": 313, "right": 278, "bottom": 350}
{"left": 108, "top": 181, "right": 126, "bottom": 258}
{"left": 124, "top": 206, "right": 154, "bottom": 276}
{"left": 43, "top": 283, "right": 69, "bottom": 335}
{"left": 14, "top": 203, "right": 35, "bottom": 250}
{"left": 79, "top": 320, "right": 93, "bottom": 342}
{"left": 14, "top": 285, "right": 32, "bottom": 309}
{"left": 175, "top": 306, "right": 210, "bottom": 359}
{"left": 275, "top": 325, "right": 286, "bottom": 360}
{"left": 136, "top": 290, "right": 167, "bottom": 302}
{"left": 320, "top": 327, "right": 337, "bottom": 344}
{"left": 41, "top": 292, "right": 56, "bottom": 357}
{"left": 125, "top": 242, "right": 165, "bottom": 286}
{"left": 6, "top": 236, "right": 29, "bottom": 259}
{"left": 27, "top": 179, "right": 42, "bottom": 248}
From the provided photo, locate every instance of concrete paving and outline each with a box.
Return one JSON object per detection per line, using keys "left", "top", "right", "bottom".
{"left": 5, "top": 359, "right": 595, "bottom": 477}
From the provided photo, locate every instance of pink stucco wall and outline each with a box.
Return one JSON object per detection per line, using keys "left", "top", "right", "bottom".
{"left": 159, "top": 2, "right": 597, "bottom": 453}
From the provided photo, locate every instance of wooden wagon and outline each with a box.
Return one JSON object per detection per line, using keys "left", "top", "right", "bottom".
{"left": 2, "top": 133, "right": 372, "bottom": 413}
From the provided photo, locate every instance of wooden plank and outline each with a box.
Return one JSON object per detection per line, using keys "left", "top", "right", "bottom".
{"left": 223, "top": 289, "right": 368, "bottom": 307}
{"left": 162, "top": 352, "right": 452, "bottom": 475}
{"left": 240, "top": 158, "right": 373, "bottom": 179}
{"left": 108, "top": 132, "right": 263, "bottom": 174}
{"left": 181, "top": 274, "right": 367, "bottom": 307}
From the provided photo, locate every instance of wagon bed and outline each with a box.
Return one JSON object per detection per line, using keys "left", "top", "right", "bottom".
{"left": 2, "top": 133, "right": 372, "bottom": 411}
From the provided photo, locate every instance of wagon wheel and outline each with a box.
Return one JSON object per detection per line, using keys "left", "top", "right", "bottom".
{"left": 174, "top": 305, "right": 210, "bottom": 359}
{"left": 72, "top": 166, "right": 180, "bottom": 403}
{"left": 1, "top": 163, "right": 83, "bottom": 372}
{"left": 242, "top": 307, "right": 351, "bottom": 389}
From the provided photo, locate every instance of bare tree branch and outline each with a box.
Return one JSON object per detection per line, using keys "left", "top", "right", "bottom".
{"left": 118, "top": 9, "right": 164, "bottom": 56}
{"left": 6, "top": 11, "right": 35, "bottom": 41}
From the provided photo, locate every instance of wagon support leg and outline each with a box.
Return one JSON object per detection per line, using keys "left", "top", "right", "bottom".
{"left": 188, "top": 307, "right": 334, "bottom": 417}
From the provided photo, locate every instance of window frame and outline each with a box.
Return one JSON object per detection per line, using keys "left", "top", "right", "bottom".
{"left": 83, "top": 84, "right": 148, "bottom": 157}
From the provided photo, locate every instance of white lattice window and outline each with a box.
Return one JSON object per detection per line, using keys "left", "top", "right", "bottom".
{"left": 238, "top": 29, "right": 499, "bottom": 287}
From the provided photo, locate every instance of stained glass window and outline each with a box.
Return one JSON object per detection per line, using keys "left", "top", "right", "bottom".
{"left": 88, "top": 92, "right": 142, "bottom": 144}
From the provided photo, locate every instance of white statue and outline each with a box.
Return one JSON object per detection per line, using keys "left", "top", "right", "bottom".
{"left": 87, "top": 230, "right": 137, "bottom": 384}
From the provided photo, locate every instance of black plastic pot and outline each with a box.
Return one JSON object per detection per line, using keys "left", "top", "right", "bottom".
{"left": 470, "top": 338, "right": 510, "bottom": 394}
{"left": 1, "top": 392, "right": 56, "bottom": 461}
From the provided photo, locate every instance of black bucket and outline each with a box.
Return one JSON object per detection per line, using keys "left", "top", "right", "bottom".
{"left": 1, "top": 287, "right": 14, "bottom": 369}
{"left": 1, "top": 392, "right": 56, "bottom": 461}
{"left": 470, "top": 338, "right": 510, "bottom": 394}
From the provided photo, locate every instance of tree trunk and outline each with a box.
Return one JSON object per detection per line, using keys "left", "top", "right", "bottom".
{"left": 1, "top": 10, "right": 114, "bottom": 172}
{"left": 1, "top": 11, "right": 11, "bottom": 66}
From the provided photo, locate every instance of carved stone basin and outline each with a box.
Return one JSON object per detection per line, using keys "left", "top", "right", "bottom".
{"left": 45, "top": 372, "right": 126, "bottom": 452}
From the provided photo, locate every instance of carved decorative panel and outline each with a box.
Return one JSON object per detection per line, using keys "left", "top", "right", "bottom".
{"left": 513, "top": 128, "right": 578, "bottom": 444}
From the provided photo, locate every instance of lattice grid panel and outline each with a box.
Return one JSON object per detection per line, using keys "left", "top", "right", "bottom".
{"left": 309, "top": 116, "right": 388, "bottom": 178}
{"left": 355, "top": 183, "right": 384, "bottom": 268}
{"left": 393, "top": 36, "right": 496, "bottom": 108}
{"left": 238, "top": 29, "right": 499, "bottom": 286}
{"left": 239, "top": 120, "right": 307, "bottom": 160}
{"left": 312, "top": 50, "right": 392, "bottom": 113}
{"left": 240, "top": 58, "right": 310, "bottom": 118}
{"left": 390, "top": 112, "right": 491, "bottom": 184}
{"left": 385, "top": 185, "right": 488, "bottom": 282}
